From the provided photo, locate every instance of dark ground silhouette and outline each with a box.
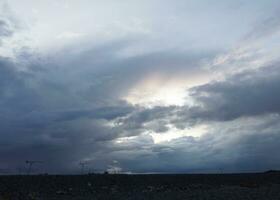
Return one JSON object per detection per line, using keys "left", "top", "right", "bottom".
{"left": 0, "top": 172, "right": 280, "bottom": 199}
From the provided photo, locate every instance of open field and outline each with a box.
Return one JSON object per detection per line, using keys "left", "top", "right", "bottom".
{"left": 0, "top": 172, "right": 280, "bottom": 200}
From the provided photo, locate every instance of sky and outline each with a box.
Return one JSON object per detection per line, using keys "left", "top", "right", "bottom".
{"left": 0, "top": 0, "right": 280, "bottom": 174}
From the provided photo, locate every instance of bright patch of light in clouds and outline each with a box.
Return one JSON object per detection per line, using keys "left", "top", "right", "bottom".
{"left": 150, "top": 125, "right": 208, "bottom": 144}
{"left": 124, "top": 73, "right": 211, "bottom": 107}
{"left": 125, "top": 81, "right": 187, "bottom": 107}
{"left": 115, "top": 136, "right": 139, "bottom": 144}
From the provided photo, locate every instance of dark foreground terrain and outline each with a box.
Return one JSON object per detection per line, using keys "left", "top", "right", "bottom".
{"left": 0, "top": 172, "right": 280, "bottom": 200}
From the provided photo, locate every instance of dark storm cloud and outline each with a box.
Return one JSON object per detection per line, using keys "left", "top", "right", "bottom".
{"left": 94, "top": 60, "right": 280, "bottom": 173}
{"left": 186, "top": 63, "right": 280, "bottom": 122}
{"left": 105, "top": 62, "right": 280, "bottom": 173}
{"left": 136, "top": 63, "right": 280, "bottom": 132}
{"left": 45, "top": 38, "right": 215, "bottom": 110}
{"left": 109, "top": 114, "right": 280, "bottom": 173}
{"left": 0, "top": 53, "right": 134, "bottom": 173}
{"left": 1, "top": 4, "right": 280, "bottom": 174}
{"left": 0, "top": 36, "right": 216, "bottom": 173}
{"left": 0, "top": 58, "right": 41, "bottom": 114}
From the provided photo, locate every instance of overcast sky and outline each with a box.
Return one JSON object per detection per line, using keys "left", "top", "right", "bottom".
{"left": 1, "top": 0, "right": 280, "bottom": 174}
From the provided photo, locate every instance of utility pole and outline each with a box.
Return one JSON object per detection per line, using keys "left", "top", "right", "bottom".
{"left": 25, "top": 160, "right": 43, "bottom": 175}
{"left": 79, "top": 162, "right": 88, "bottom": 174}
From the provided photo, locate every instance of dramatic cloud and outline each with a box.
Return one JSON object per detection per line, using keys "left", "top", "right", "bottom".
{"left": 183, "top": 63, "right": 280, "bottom": 122}
{"left": 0, "top": 0, "right": 280, "bottom": 174}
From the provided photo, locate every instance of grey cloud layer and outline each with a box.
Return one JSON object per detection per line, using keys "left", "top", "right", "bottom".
{"left": 108, "top": 63, "right": 280, "bottom": 172}
{"left": 117, "top": 62, "right": 280, "bottom": 131}
{"left": 188, "top": 64, "right": 280, "bottom": 121}
{"left": 1, "top": 0, "right": 280, "bottom": 173}
{"left": 0, "top": 41, "right": 215, "bottom": 173}
{"left": 2, "top": 49, "right": 280, "bottom": 173}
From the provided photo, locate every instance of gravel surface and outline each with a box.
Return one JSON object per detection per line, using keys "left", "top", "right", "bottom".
{"left": 0, "top": 172, "right": 280, "bottom": 199}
